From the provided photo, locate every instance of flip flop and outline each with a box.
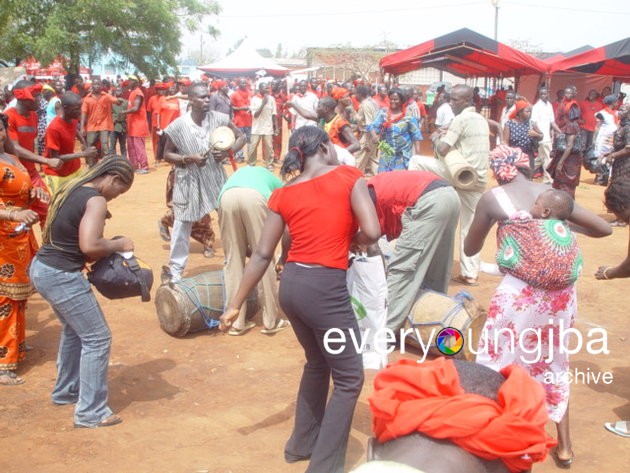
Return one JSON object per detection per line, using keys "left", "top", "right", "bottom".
{"left": 0, "top": 370, "right": 25, "bottom": 386}
{"left": 261, "top": 319, "right": 291, "bottom": 335}
{"left": 604, "top": 420, "right": 630, "bottom": 438}
{"left": 74, "top": 414, "right": 122, "bottom": 429}
{"left": 158, "top": 220, "right": 170, "bottom": 242}
{"left": 228, "top": 321, "right": 256, "bottom": 336}
{"left": 451, "top": 274, "right": 479, "bottom": 286}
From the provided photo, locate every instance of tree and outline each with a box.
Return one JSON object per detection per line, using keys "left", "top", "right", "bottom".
{"left": 275, "top": 43, "right": 283, "bottom": 58}
{"left": 0, "top": 0, "right": 222, "bottom": 77}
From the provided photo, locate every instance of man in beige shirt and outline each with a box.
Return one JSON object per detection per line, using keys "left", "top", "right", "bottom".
{"left": 354, "top": 85, "right": 380, "bottom": 176}
{"left": 409, "top": 84, "right": 489, "bottom": 285}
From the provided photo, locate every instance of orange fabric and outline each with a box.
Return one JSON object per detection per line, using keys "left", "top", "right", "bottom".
{"left": 370, "top": 358, "right": 557, "bottom": 473}
{"left": 331, "top": 87, "right": 350, "bottom": 101}
{"left": 12, "top": 83, "right": 42, "bottom": 101}
{"left": 268, "top": 166, "right": 362, "bottom": 270}
{"left": 44, "top": 117, "right": 82, "bottom": 177}
{"left": 4, "top": 107, "right": 38, "bottom": 176}
{"left": 146, "top": 94, "right": 161, "bottom": 127}
{"left": 81, "top": 92, "right": 118, "bottom": 132}
{"left": 126, "top": 87, "right": 149, "bottom": 137}
{"left": 324, "top": 114, "right": 351, "bottom": 148}
{"left": 231, "top": 89, "right": 252, "bottom": 127}
{"left": 374, "top": 95, "right": 390, "bottom": 110}
{"left": 509, "top": 99, "right": 530, "bottom": 120}
{"left": 158, "top": 97, "right": 181, "bottom": 129}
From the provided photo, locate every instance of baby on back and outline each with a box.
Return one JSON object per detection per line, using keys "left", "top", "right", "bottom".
{"left": 497, "top": 189, "right": 583, "bottom": 290}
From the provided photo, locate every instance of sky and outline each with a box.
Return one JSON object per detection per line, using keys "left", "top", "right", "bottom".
{"left": 183, "top": 0, "right": 630, "bottom": 63}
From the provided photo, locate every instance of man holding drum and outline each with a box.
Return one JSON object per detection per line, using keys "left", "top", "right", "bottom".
{"left": 161, "top": 82, "right": 245, "bottom": 283}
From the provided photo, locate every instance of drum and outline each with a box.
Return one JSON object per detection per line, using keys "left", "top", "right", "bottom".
{"left": 402, "top": 290, "right": 487, "bottom": 361}
{"left": 155, "top": 270, "right": 259, "bottom": 337}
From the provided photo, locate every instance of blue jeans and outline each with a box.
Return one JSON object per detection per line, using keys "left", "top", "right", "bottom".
{"left": 30, "top": 257, "right": 114, "bottom": 427}
{"left": 236, "top": 126, "right": 251, "bottom": 159}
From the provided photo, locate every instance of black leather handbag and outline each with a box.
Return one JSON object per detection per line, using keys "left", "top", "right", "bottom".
{"left": 87, "top": 253, "right": 153, "bottom": 302}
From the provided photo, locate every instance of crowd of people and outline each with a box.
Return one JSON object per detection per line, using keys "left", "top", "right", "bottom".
{"left": 1, "top": 70, "right": 629, "bottom": 472}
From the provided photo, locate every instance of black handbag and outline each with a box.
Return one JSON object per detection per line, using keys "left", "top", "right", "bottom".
{"left": 87, "top": 253, "right": 153, "bottom": 302}
{"left": 554, "top": 132, "right": 583, "bottom": 154}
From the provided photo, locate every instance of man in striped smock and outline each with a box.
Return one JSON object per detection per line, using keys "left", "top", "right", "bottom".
{"left": 162, "top": 82, "right": 246, "bottom": 283}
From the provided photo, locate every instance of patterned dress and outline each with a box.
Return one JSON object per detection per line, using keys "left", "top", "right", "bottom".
{"left": 506, "top": 119, "right": 536, "bottom": 167}
{"left": 476, "top": 188, "right": 576, "bottom": 423}
{"left": 367, "top": 110, "right": 423, "bottom": 172}
{"left": 0, "top": 156, "right": 37, "bottom": 370}
{"left": 611, "top": 118, "right": 630, "bottom": 182}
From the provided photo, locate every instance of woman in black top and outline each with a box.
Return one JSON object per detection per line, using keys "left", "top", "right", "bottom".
{"left": 30, "top": 156, "right": 134, "bottom": 428}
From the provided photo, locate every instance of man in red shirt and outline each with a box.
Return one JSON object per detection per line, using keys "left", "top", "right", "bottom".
{"left": 4, "top": 80, "right": 63, "bottom": 225}
{"left": 45, "top": 92, "right": 97, "bottom": 194}
{"left": 155, "top": 82, "right": 181, "bottom": 162}
{"left": 271, "top": 80, "right": 289, "bottom": 161}
{"left": 580, "top": 89, "right": 603, "bottom": 150}
{"left": 367, "top": 170, "right": 460, "bottom": 331}
{"left": 120, "top": 75, "right": 150, "bottom": 173}
{"left": 80, "top": 79, "right": 121, "bottom": 167}
{"left": 146, "top": 83, "right": 166, "bottom": 165}
{"left": 373, "top": 84, "right": 390, "bottom": 110}
{"left": 230, "top": 78, "right": 252, "bottom": 162}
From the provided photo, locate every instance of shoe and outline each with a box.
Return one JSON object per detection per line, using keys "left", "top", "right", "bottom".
{"left": 604, "top": 420, "right": 630, "bottom": 438}
{"left": 551, "top": 448, "right": 574, "bottom": 469}
{"left": 74, "top": 414, "right": 122, "bottom": 429}
{"left": 0, "top": 369, "right": 25, "bottom": 386}
{"left": 261, "top": 319, "right": 290, "bottom": 334}
{"left": 203, "top": 248, "right": 215, "bottom": 258}
{"left": 135, "top": 169, "right": 149, "bottom": 174}
{"left": 228, "top": 321, "right": 256, "bottom": 336}
{"left": 451, "top": 274, "right": 479, "bottom": 286}
{"left": 158, "top": 220, "right": 170, "bottom": 242}
{"left": 161, "top": 265, "right": 173, "bottom": 285}
{"left": 611, "top": 220, "right": 627, "bottom": 227}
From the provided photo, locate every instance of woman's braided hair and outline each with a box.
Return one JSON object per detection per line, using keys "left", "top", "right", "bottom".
{"left": 42, "top": 155, "right": 134, "bottom": 244}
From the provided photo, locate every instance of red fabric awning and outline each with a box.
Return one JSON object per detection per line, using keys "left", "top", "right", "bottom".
{"left": 548, "top": 38, "right": 630, "bottom": 79}
{"left": 380, "top": 28, "right": 547, "bottom": 78}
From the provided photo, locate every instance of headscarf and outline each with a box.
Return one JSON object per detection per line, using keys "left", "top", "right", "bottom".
{"left": 13, "top": 83, "right": 43, "bottom": 101}
{"left": 331, "top": 86, "right": 350, "bottom": 101}
{"left": 212, "top": 80, "right": 227, "bottom": 91}
{"left": 602, "top": 94, "right": 618, "bottom": 106}
{"left": 509, "top": 99, "right": 530, "bottom": 120}
{"left": 489, "top": 145, "right": 530, "bottom": 184}
{"left": 369, "top": 358, "right": 556, "bottom": 473}
{"left": 42, "top": 84, "right": 56, "bottom": 94}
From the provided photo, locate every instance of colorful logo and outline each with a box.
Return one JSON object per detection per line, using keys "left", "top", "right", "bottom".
{"left": 436, "top": 327, "right": 464, "bottom": 356}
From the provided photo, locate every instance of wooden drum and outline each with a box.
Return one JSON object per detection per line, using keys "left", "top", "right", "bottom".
{"left": 403, "top": 290, "right": 487, "bottom": 360}
{"left": 155, "top": 270, "right": 259, "bottom": 337}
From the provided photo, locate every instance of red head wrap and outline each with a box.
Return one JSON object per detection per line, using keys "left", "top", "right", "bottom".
{"left": 489, "top": 145, "right": 531, "bottom": 184}
{"left": 13, "top": 83, "right": 43, "bottom": 101}
{"left": 331, "top": 86, "right": 350, "bottom": 101}
{"left": 212, "top": 80, "right": 227, "bottom": 91}
{"left": 370, "top": 358, "right": 557, "bottom": 473}
{"left": 509, "top": 99, "right": 530, "bottom": 120}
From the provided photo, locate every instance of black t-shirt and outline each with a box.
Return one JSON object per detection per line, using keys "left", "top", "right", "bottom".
{"left": 37, "top": 186, "right": 102, "bottom": 272}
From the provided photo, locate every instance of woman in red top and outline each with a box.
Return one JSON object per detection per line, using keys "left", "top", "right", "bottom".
{"left": 220, "top": 126, "right": 380, "bottom": 473}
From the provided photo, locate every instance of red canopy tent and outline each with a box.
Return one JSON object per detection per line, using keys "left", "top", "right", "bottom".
{"left": 548, "top": 37, "right": 630, "bottom": 79}
{"left": 380, "top": 28, "right": 547, "bottom": 78}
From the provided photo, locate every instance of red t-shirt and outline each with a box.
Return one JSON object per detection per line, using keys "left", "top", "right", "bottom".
{"left": 158, "top": 96, "right": 181, "bottom": 129}
{"left": 373, "top": 95, "right": 390, "bottom": 110}
{"left": 146, "top": 94, "right": 161, "bottom": 127}
{"left": 44, "top": 116, "right": 82, "bottom": 177}
{"left": 268, "top": 166, "right": 363, "bottom": 270}
{"left": 4, "top": 107, "right": 38, "bottom": 176}
{"left": 81, "top": 92, "right": 119, "bottom": 132}
{"left": 580, "top": 99, "right": 603, "bottom": 132}
{"left": 324, "top": 114, "right": 352, "bottom": 148}
{"left": 368, "top": 170, "right": 441, "bottom": 240}
{"left": 417, "top": 100, "right": 427, "bottom": 118}
{"left": 126, "top": 87, "right": 149, "bottom": 137}
{"left": 231, "top": 88, "right": 252, "bottom": 128}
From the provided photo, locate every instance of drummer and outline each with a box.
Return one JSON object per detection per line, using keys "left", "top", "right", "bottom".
{"left": 218, "top": 166, "right": 290, "bottom": 335}
{"left": 161, "top": 82, "right": 245, "bottom": 284}
{"left": 366, "top": 170, "right": 460, "bottom": 330}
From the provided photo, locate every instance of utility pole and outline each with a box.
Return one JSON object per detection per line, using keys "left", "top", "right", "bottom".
{"left": 491, "top": 0, "right": 500, "bottom": 41}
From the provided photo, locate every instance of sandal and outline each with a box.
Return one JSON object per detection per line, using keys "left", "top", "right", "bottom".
{"left": 74, "top": 414, "right": 122, "bottom": 429}
{"left": 604, "top": 420, "right": 630, "bottom": 438}
{"left": 203, "top": 248, "right": 215, "bottom": 258}
{"left": 551, "top": 448, "right": 574, "bottom": 469}
{"left": 451, "top": 274, "right": 479, "bottom": 286}
{"left": 261, "top": 319, "right": 291, "bottom": 335}
{"left": 228, "top": 321, "right": 256, "bottom": 336}
{"left": 0, "top": 370, "right": 25, "bottom": 386}
{"left": 158, "top": 220, "right": 171, "bottom": 242}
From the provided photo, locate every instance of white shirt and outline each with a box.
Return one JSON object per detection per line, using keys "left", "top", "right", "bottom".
{"left": 435, "top": 103, "right": 455, "bottom": 128}
{"left": 531, "top": 99, "right": 555, "bottom": 143}
{"left": 500, "top": 105, "right": 515, "bottom": 129}
{"left": 291, "top": 91, "right": 318, "bottom": 129}
{"left": 249, "top": 94, "right": 277, "bottom": 135}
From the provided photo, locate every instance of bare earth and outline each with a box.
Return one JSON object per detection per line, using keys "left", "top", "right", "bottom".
{"left": 2, "top": 140, "right": 629, "bottom": 473}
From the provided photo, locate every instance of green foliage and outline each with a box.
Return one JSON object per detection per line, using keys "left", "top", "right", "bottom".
{"left": 378, "top": 140, "right": 395, "bottom": 158}
{"left": 0, "top": 0, "right": 221, "bottom": 77}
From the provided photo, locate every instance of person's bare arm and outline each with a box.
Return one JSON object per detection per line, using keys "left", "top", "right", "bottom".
{"left": 78, "top": 196, "right": 133, "bottom": 260}
{"left": 464, "top": 192, "right": 497, "bottom": 256}
{"left": 595, "top": 229, "right": 630, "bottom": 280}
{"left": 341, "top": 126, "right": 360, "bottom": 154}
{"left": 287, "top": 100, "right": 318, "bottom": 121}
{"left": 503, "top": 122, "right": 511, "bottom": 144}
{"left": 567, "top": 201, "right": 612, "bottom": 238}
{"left": 49, "top": 146, "right": 97, "bottom": 163}
{"left": 350, "top": 178, "right": 381, "bottom": 248}
{"left": 6, "top": 137, "right": 63, "bottom": 170}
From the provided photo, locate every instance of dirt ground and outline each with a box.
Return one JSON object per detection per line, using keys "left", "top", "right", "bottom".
{"left": 2, "top": 138, "right": 629, "bottom": 473}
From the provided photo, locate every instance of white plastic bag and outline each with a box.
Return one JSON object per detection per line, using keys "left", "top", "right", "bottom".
{"left": 346, "top": 254, "right": 388, "bottom": 370}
